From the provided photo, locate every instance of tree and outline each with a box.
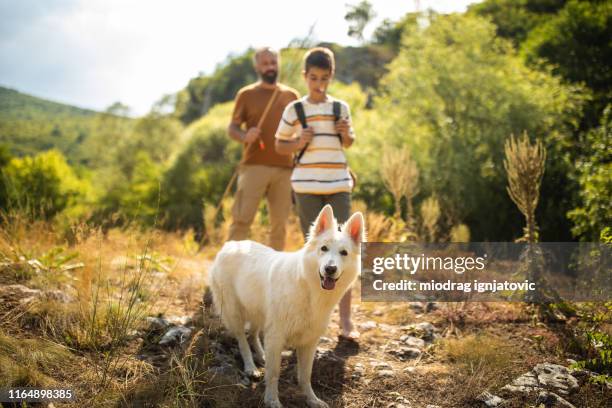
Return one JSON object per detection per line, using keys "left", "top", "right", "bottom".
{"left": 373, "top": 13, "right": 583, "bottom": 240}
{"left": 345, "top": 1, "right": 377, "bottom": 42}
{"left": 174, "top": 51, "right": 258, "bottom": 124}
{"left": 567, "top": 105, "right": 612, "bottom": 241}
{"left": 521, "top": 0, "right": 612, "bottom": 128}
{"left": 159, "top": 102, "right": 241, "bottom": 235}
{"left": 1, "top": 150, "right": 87, "bottom": 219}
{"left": 468, "top": 0, "right": 568, "bottom": 46}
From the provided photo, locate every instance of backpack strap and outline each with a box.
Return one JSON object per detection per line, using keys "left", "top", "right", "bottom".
{"left": 294, "top": 101, "right": 307, "bottom": 129}
{"left": 332, "top": 101, "right": 341, "bottom": 122}
{"left": 294, "top": 102, "right": 309, "bottom": 165}
{"left": 332, "top": 101, "right": 342, "bottom": 140}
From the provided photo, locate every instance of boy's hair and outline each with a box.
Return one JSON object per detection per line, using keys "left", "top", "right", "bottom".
{"left": 303, "top": 47, "right": 335, "bottom": 74}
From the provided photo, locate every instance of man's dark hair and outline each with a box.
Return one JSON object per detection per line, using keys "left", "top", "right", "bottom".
{"left": 304, "top": 47, "right": 335, "bottom": 74}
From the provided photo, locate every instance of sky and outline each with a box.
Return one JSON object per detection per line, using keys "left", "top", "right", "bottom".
{"left": 0, "top": 0, "right": 478, "bottom": 115}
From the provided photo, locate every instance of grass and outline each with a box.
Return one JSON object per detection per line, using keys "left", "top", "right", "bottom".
{"left": 1, "top": 206, "right": 611, "bottom": 407}
{"left": 437, "top": 334, "right": 518, "bottom": 403}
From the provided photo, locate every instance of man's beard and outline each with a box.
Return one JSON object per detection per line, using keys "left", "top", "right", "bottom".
{"left": 261, "top": 70, "right": 278, "bottom": 84}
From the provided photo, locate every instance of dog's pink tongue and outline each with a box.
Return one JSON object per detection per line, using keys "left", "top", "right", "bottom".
{"left": 323, "top": 277, "right": 336, "bottom": 290}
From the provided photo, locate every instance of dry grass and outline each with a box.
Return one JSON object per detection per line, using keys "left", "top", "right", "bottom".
{"left": 420, "top": 195, "right": 440, "bottom": 242}
{"left": 0, "top": 329, "right": 74, "bottom": 387}
{"left": 437, "top": 334, "right": 517, "bottom": 402}
{"left": 1, "top": 207, "right": 609, "bottom": 407}
{"left": 504, "top": 132, "right": 546, "bottom": 243}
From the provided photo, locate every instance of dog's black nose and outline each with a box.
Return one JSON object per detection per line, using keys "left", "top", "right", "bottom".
{"left": 324, "top": 265, "right": 337, "bottom": 275}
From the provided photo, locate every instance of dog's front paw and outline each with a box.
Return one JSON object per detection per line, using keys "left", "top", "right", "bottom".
{"left": 306, "top": 397, "right": 329, "bottom": 408}
{"left": 245, "top": 367, "right": 262, "bottom": 379}
{"left": 264, "top": 396, "right": 284, "bottom": 408}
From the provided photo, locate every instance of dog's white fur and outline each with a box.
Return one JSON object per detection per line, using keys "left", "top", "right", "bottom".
{"left": 209, "top": 205, "right": 364, "bottom": 408}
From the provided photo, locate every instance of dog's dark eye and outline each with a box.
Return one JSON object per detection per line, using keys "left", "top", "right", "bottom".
{"left": 340, "top": 249, "right": 348, "bottom": 256}
{"left": 321, "top": 245, "right": 328, "bottom": 252}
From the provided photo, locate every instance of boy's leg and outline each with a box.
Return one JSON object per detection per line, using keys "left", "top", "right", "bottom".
{"left": 295, "top": 193, "right": 325, "bottom": 241}
{"left": 228, "top": 165, "right": 270, "bottom": 242}
{"left": 325, "top": 192, "right": 359, "bottom": 340}
{"left": 324, "top": 192, "right": 351, "bottom": 225}
{"left": 266, "top": 167, "right": 293, "bottom": 251}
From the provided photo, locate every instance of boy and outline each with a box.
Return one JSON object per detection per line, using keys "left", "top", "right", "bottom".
{"left": 275, "top": 47, "right": 359, "bottom": 340}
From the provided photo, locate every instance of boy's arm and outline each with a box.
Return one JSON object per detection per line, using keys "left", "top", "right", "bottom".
{"left": 275, "top": 103, "right": 311, "bottom": 155}
{"left": 275, "top": 130, "right": 312, "bottom": 154}
{"left": 336, "top": 102, "right": 355, "bottom": 148}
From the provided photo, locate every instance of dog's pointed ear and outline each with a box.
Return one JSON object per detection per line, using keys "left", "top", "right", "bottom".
{"left": 312, "top": 204, "right": 335, "bottom": 237}
{"left": 343, "top": 212, "right": 364, "bottom": 245}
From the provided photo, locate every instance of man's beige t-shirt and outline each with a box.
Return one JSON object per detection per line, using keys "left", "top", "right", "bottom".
{"left": 231, "top": 82, "right": 299, "bottom": 168}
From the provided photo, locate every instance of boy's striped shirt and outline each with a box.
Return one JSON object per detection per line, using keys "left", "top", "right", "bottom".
{"left": 275, "top": 96, "right": 355, "bottom": 194}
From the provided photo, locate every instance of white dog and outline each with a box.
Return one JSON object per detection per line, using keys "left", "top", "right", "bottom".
{"left": 209, "top": 205, "right": 364, "bottom": 408}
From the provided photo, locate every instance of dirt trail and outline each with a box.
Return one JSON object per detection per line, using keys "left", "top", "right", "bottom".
{"left": 138, "top": 258, "right": 610, "bottom": 408}
{"left": 1, "top": 249, "right": 608, "bottom": 408}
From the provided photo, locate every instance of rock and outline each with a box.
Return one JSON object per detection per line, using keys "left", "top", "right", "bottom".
{"left": 502, "top": 371, "right": 539, "bottom": 393}
{"left": 209, "top": 362, "right": 236, "bottom": 377}
{"left": 281, "top": 350, "right": 293, "bottom": 358}
{"left": 533, "top": 364, "right": 579, "bottom": 395}
{"left": 378, "top": 323, "right": 396, "bottom": 333}
{"left": 502, "top": 363, "right": 580, "bottom": 398}
{"left": 371, "top": 361, "right": 393, "bottom": 371}
{"left": 146, "top": 316, "right": 171, "bottom": 330}
{"left": 425, "top": 302, "right": 438, "bottom": 312}
{"left": 536, "top": 391, "right": 575, "bottom": 408}
{"left": 315, "top": 349, "right": 343, "bottom": 362}
{"left": 388, "top": 346, "right": 422, "bottom": 361}
{"left": 387, "top": 392, "right": 411, "bottom": 406}
{"left": 377, "top": 369, "right": 394, "bottom": 377}
{"left": 0, "top": 284, "right": 42, "bottom": 304}
{"left": 359, "top": 320, "right": 377, "bottom": 330}
{"left": 159, "top": 326, "right": 192, "bottom": 346}
{"left": 351, "top": 363, "right": 364, "bottom": 379}
{"left": 401, "top": 322, "right": 437, "bottom": 341}
{"left": 167, "top": 315, "right": 192, "bottom": 326}
{"left": 399, "top": 335, "right": 426, "bottom": 349}
{"left": 373, "top": 309, "right": 384, "bottom": 316}
{"left": 408, "top": 302, "right": 425, "bottom": 313}
{"left": 476, "top": 391, "right": 505, "bottom": 407}
{"left": 319, "top": 336, "right": 333, "bottom": 344}
{"left": 425, "top": 405, "right": 440, "bottom": 408}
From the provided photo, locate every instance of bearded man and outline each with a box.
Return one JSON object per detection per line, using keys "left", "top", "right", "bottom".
{"left": 227, "top": 47, "right": 300, "bottom": 250}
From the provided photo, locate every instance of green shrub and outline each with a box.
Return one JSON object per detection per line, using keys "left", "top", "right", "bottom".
{"left": 1, "top": 150, "right": 89, "bottom": 219}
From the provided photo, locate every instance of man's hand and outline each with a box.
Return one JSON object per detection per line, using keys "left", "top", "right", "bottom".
{"left": 243, "top": 127, "right": 261, "bottom": 144}
{"left": 297, "top": 127, "right": 314, "bottom": 149}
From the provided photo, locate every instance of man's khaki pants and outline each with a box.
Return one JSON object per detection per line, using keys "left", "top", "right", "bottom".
{"left": 228, "top": 164, "right": 292, "bottom": 250}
